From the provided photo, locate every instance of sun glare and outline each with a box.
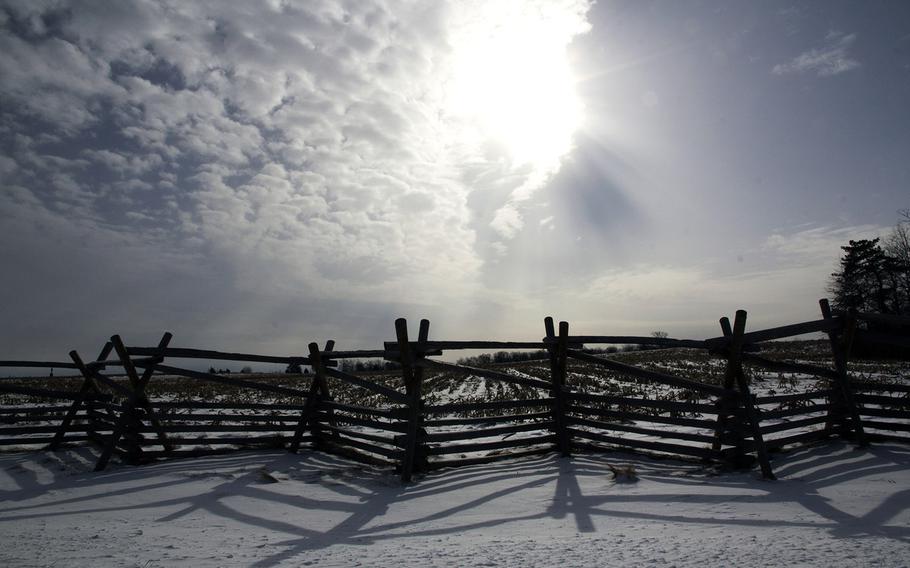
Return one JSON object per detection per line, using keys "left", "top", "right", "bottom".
{"left": 448, "top": 4, "right": 587, "bottom": 169}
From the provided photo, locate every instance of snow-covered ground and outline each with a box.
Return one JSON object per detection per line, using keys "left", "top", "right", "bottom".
{"left": 2, "top": 442, "right": 909, "bottom": 567}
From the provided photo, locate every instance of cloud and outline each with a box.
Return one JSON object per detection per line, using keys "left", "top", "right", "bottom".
{"left": 11, "top": 1, "right": 872, "bottom": 360}
{"left": 583, "top": 265, "right": 705, "bottom": 304}
{"left": 0, "top": 1, "right": 600, "bottom": 361}
{"left": 543, "top": 224, "right": 892, "bottom": 337}
{"left": 772, "top": 31, "right": 860, "bottom": 77}
{"left": 762, "top": 224, "right": 884, "bottom": 259}
{"left": 489, "top": 203, "right": 525, "bottom": 240}
{"left": 776, "top": 6, "right": 805, "bottom": 36}
{"left": 446, "top": 0, "right": 592, "bottom": 243}
{"left": 0, "top": 2, "right": 477, "bottom": 283}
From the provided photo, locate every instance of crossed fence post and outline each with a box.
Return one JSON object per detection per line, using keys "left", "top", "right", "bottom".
{"left": 57, "top": 333, "right": 172, "bottom": 469}
{"left": 49, "top": 341, "right": 114, "bottom": 450}
{"left": 91, "top": 333, "right": 174, "bottom": 470}
{"left": 288, "top": 340, "right": 335, "bottom": 453}
{"left": 819, "top": 299, "right": 867, "bottom": 446}
{"left": 717, "top": 311, "right": 775, "bottom": 479}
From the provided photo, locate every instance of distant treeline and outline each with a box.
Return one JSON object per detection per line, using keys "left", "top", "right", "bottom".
{"left": 274, "top": 343, "right": 665, "bottom": 375}
{"left": 456, "top": 350, "right": 549, "bottom": 366}
{"left": 453, "top": 344, "right": 653, "bottom": 367}
{"left": 338, "top": 359, "right": 402, "bottom": 373}
{"left": 285, "top": 360, "right": 401, "bottom": 374}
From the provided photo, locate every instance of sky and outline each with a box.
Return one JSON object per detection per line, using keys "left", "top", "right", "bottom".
{"left": 1, "top": 0, "right": 909, "bottom": 364}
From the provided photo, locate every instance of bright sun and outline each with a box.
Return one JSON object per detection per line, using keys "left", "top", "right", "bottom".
{"left": 447, "top": 3, "right": 587, "bottom": 169}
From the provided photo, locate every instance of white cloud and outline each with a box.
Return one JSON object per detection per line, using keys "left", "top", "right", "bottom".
{"left": 0, "top": 3, "right": 482, "bottom": 288}
{"left": 0, "top": 0, "right": 601, "bottom": 358}
{"left": 762, "top": 224, "right": 884, "bottom": 259}
{"left": 542, "top": 224, "right": 893, "bottom": 338}
{"left": 445, "top": 0, "right": 592, "bottom": 243}
{"left": 583, "top": 265, "right": 705, "bottom": 304}
{"left": 772, "top": 32, "right": 860, "bottom": 77}
{"left": 489, "top": 203, "right": 525, "bottom": 240}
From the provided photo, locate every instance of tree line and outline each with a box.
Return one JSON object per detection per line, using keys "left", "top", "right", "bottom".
{"left": 829, "top": 209, "right": 910, "bottom": 357}
{"left": 829, "top": 209, "right": 910, "bottom": 316}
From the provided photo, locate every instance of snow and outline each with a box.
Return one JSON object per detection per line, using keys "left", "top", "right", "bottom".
{"left": 2, "top": 442, "right": 909, "bottom": 567}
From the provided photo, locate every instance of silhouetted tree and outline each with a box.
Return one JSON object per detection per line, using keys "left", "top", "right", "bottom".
{"left": 884, "top": 209, "right": 910, "bottom": 310}
{"left": 829, "top": 216, "right": 910, "bottom": 359}
{"left": 829, "top": 238, "right": 905, "bottom": 315}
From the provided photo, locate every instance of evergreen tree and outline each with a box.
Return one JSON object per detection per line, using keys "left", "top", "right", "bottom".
{"left": 829, "top": 238, "right": 900, "bottom": 314}
{"left": 829, "top": 215, "right": 910, "bottom": 358}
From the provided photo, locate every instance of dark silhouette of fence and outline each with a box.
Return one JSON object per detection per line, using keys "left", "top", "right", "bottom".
{"left": 1, "top": 299, "right": 908, "bottom": 482}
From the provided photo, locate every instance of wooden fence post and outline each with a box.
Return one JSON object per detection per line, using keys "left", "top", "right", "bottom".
{"left": 318, "top": 340, "right": 338, "bottom": 439}
{"left": 290, "top": 343, "right": 324, "bottom": 452}
{"left": 545, "top": 317, "right": 571, "bottom": 456}
{"left": 396, "top": 318, "right": 427, "bottom": 482}
{"left": 712, "top": 317, "right": 742, "bottom": 461}
{"left": 49, "top": 341, "right": 113, "bottom": 450}
{"left": 94, "top": 333, "right": 172, "bottom": 471}
{"left": 289, "top": 340, "right": 335, "bottom": 453}
{"left": 413, "top": 320, "right": 430, "bottom": 470}
{"left": 121, "top": 333, "right": 173, "bottom": 453}
{"left": 819, "top": 299, "right": 868, "bottom": 446}
{"left": 68, "top": 344, "right": 133, "bottom": 449}
{"left": 727, "top": 311, "right": 775, "bottom": 479}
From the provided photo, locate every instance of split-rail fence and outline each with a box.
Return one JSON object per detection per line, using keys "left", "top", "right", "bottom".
{"left": 1, "top": 300, "right": 907, "bottom": 482}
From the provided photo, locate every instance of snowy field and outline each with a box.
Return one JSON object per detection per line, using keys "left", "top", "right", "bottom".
{"left": 2, "top": 442, "right": 909, "bottom": 567}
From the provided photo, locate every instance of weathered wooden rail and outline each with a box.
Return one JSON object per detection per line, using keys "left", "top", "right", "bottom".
{"left": 1, "top": 300, "right": 908, "bottom": 481}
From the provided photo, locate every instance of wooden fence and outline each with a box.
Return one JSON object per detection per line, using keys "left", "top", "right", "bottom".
{"left": 1, "top": 299, "right": 908, "bottom": 482}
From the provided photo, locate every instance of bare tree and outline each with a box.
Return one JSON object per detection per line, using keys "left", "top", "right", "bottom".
{"left": 884, "top": 208, "right": 910, "bottom": 310}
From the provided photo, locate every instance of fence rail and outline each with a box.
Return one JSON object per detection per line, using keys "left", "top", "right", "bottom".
{"left": 1, "top": 299, "right": 907, "bottom": 481}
